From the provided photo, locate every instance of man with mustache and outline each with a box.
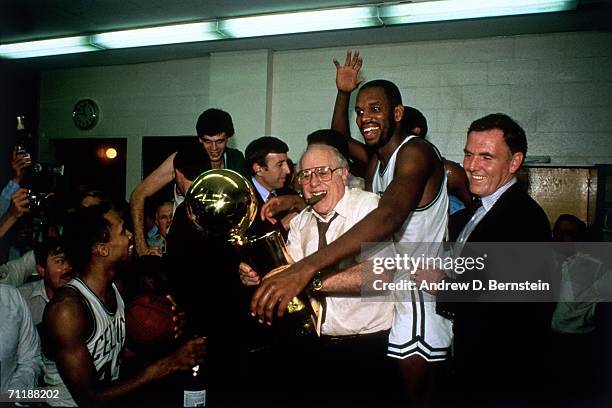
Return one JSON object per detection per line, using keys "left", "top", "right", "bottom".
{"left": 251, "top": 52, "right": 450, "bottom": 404}
{"left": 18, "top": 238, "right": 75, "bottom": 406}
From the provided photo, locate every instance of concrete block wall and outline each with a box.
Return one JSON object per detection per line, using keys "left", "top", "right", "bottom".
{"left": 271, "top": 31, "right": 612, "bottom": 164}
{"left": 38, "top": 30, "right": 612, "bottom": 199}
{"left": 39, "top": 57, "right": 211, "bottom": 197}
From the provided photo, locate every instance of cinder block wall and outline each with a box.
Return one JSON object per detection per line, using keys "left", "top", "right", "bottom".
{"left": 271, "top": 31, "right": 612, "bottom": 164}
{"left": 39, "top": 31, "right": 612, "bottom": 199}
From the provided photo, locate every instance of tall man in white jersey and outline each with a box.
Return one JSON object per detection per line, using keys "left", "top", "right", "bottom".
{"left": 44, "top": 204, "right": 205, "bottom": 406}
{"left": 251, "top": 54, "right": 450, "bottom": 403}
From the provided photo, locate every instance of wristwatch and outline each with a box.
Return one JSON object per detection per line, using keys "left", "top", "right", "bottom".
{"left": 310, "top": 271, "right": 323, "bottom": 291}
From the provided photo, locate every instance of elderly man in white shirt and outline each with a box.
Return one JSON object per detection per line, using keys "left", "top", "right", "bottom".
{"left": 240, "top": 143, "right": 397, "bottom": 407}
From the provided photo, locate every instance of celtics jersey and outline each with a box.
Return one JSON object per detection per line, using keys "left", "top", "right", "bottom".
{"left": 371, "top": 135, "right": 452, "bottom": 362}
{"left": 65, "top": 277, "right": 125, "bottom": 383}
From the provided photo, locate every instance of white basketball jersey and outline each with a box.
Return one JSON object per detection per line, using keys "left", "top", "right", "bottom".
{"left": 372, "top": 136, "right": 452, "bottom": 362}
{"left": 371, "top": 135, "right": 448, "bottom": 245}
{"left": 65, "top": 277, "right": 125, "bottom": 383}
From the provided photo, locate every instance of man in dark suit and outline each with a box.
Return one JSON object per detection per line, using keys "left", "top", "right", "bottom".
{"left": 418, "top": 113, "right": 552, "bottom": 405}
{"left": 243, "top": 136, "right": 295, "bottom": 238}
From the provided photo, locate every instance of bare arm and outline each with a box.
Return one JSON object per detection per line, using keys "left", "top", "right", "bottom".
{"left": 130, "top": 152, "right": 176, "bottom": 256}
{"left": 251, "top": 142, "right": 436, "bottom": 323}
{"left": 331, "top": 50, "right": 370, "bottom": 165}
{"left": 44, "top": 289, "right": 205, "bottom": 406}
{"left": 444, "top": 159, "right": 472, "bottom": 205}
{"left": 320, "top": 263, "right": 364, "bottom": 295}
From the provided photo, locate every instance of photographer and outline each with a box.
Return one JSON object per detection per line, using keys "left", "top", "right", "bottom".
{"left": 1, "top": 145, "right": 31, "bottom": 217}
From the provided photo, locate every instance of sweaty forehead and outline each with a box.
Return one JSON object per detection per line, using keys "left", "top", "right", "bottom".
{"left": 357, "top": 87, "right": 388, "bottom": 104}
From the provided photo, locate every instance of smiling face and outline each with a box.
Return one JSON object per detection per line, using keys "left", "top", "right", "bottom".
{"left": 355, "top": 87, "right": 402, "bottom": 149}
{"left": 199, "top": 132, "right": 227, "bottom": 166}
{"left": 37, "top": 252, "right": 74, "bottom": 294}
{"left": 299, "top": 147, "right": 348, "bottom": 217}
{"left": 463, "top": 129, "right": 523, "bottom": 198}
{"left": 254, "top": 153, "right": 291, "bottom": 192}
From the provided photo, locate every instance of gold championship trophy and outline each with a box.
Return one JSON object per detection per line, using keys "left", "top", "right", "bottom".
{"left": 184, "top": 169, "right": 318, "bottom": 336}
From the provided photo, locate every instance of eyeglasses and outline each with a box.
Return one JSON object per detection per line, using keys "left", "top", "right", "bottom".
{"left": 297, "top": 166, "right": 343, "bottom": 184}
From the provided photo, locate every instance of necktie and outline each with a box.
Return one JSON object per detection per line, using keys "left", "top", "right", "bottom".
{"left": 312, "top": 212, "right": 339, "bottom": 330}
{"left": 316, "top": 213, "right": 339, "bottom": 249}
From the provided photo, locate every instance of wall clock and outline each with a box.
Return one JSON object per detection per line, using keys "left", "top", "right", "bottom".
{"left": 72, "top": 99, "right": 99, "bottom": 130}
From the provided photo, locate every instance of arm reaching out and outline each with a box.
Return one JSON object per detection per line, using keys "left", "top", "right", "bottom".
{"left": 251, "top": 141, "right": 439, "bottom": 323}
{"left": 44, "top": 289, "right": 205, "bottom": 406}
{"left": 130, "top": 152, "right": 177, "bottom": 256}
{"left": 331, "top": 50, "right": 370, "bottom": 165}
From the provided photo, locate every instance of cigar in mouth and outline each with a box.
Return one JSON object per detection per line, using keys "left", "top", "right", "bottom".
{"left": 305, "top": 191, "right": 327, "bottom": 206}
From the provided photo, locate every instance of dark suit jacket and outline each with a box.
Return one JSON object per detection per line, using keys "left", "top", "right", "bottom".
{"left": 245, "top": 182, "right": 295, "bottom": 242}
{"left": 224, "top": 146, "right": 245, "bottom": 174}
{"left": 441, "top": 182, "right": 553, "bottom": 401}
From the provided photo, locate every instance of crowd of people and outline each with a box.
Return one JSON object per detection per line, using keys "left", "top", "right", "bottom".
{"left": 1, "top": 50, "right": 610, "bottom": 407}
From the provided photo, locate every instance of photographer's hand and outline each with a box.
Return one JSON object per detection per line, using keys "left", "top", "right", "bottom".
{"left": 0, "top": 188, "right": 30, "bottom": 238}
{"left": 11, "top": 146, "right": 32, "bottom": 185}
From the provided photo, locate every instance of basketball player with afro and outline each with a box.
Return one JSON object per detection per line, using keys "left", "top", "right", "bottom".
{"left": 43, "top": 203, "right": 205, "bottom": 406}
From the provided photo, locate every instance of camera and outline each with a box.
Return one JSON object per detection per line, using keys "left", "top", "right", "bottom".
{"left": 16, "top": 144, "right": 28, "bottom": 156}
{"left": 32, "top": 163, "right": 65, "bottom": 176}
{"left": 27, "top": 190, "right": 48, "bottom": 210}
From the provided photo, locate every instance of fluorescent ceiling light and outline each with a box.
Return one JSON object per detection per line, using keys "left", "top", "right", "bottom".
{"left": 0, "top": 36, "right": 99, "bottom": 59}
{"left": 91, "top": 21, "right": 224, "bottom": 49}
{"left": 0, "top": 1, "right": 579, "bottom": 59}
{"left": 380, "top": 0, "right": 578, "bottom": 25}
{"left": 219, "top": 6, "right": 380, "bottom": 38}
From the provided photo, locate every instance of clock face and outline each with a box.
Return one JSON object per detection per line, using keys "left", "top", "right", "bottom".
{"left": 72, "top": 99, "right": 99, "bottom": 130}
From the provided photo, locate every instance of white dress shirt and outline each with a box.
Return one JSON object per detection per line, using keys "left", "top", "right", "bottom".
{"left": 287, "top": 187, "right": 394, "bottom": 336}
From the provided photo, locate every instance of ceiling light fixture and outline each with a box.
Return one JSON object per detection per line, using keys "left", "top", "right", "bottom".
{"left": 0, "top": 0, "right": 579, "bottom": 59}
{"left": 218, "top": 6, "right": 380, "bottom": 38}
{"left": 379, "top": 0, "right": 578, "bottom": 25}
{"left": 0, "top": 36, "right": 100, "bottom": 59}
{"left": 91, "top": 21, "right": 224, "bottom": 49}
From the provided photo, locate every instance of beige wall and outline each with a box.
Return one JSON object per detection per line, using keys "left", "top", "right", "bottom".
{"left": 39, "top": 31, "right": 612, "bottom": 200}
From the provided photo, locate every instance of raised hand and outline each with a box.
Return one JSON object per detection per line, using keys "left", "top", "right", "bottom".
{"left": 11, "top": 145, "right": 32, "bottom": 184}
{"left": 9, "top": 188, "right": 31, "bottom": 218}
{"left": 333, "top": 50, "right": 364, "bottom": 93}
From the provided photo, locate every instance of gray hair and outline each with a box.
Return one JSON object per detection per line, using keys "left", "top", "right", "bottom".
{"left": 298, "top": 144, "right": 348, "bottom": 171}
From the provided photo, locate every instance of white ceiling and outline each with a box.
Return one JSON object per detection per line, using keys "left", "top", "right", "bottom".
{"left": 1, "top": 0, "right": 610, "bottom": 69}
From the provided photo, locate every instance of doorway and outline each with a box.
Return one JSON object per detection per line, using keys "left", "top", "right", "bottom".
{"left": 53, "top": 138, "right": 127, "bottom": 205}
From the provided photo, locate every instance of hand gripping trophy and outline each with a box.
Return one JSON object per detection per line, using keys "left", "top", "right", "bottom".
{"left": 184, "top": 169, "right": 317, "bottom": 335}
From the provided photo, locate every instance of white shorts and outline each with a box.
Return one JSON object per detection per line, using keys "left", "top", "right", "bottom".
{"left": 387, "top": 289, "right": 452, "bottom": 362}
